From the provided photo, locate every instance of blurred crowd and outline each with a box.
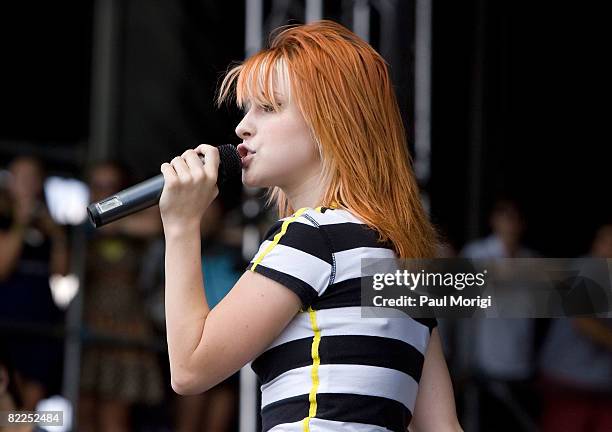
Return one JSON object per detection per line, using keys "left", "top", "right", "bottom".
{"left": 0, "top": 155, "right": 611, "bottom": 432}
{"left": 440, "top": 199, "right": 612, "bottom": 432}
{"left": 1, "top": 156, "right": 243, "bottom": 432}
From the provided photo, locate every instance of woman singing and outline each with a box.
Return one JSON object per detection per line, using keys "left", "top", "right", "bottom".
{"left": 160, "top": 20, "right": 462, "bottom": 432}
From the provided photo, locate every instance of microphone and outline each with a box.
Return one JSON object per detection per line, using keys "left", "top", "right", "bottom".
{"left": 87, "top": 144, "right": 242, "bottom": 228}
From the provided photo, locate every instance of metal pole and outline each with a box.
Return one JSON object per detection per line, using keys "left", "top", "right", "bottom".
{"left": 353, "top": 0, "right": 371, "bottom": 43}
{"left": 61, "top": 226, "right": 87, "bottom": 431}
{"left": 414, "top": 0, "right": 432, "bottom": 188}
{"left": 88, "top": 0, "right": 120, "bottom": 163}
{"left": 245, "top": 0, "right": 263, "bottom": 57}
{"left": 467, "top": 0, "right": 486, "bottom": 241}
{"left": 63, "top": 0, "right": 122, "bottom": 427}
{"left": 305, "top": 0, "right": 323, "bottom": 23}
{"left": 463, "top": 6, "right": 488, "bottom": 431}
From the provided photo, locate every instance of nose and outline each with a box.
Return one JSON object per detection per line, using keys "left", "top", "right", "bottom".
{"left": 235, "top": 113, "right": 254, "bottom": 140}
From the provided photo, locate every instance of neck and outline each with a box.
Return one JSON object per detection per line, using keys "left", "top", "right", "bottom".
{"left": 283, "top": 170, "right": 325, "bottom": 211}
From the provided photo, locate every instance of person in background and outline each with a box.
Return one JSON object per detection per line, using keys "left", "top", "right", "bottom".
{"left": 538, "top": 223, "right": 612, "bottom": 432}
{"left": 0, "top": 345, "right": 47, "bottom": 432}
{"left": 460, "top": 197, "right": 540, "bottom": 431}
{"left": 78, "top": 161, "right": 164, "bottom": 432}
{"left": 0, "top": 156, "right": 69, "bottom": 412}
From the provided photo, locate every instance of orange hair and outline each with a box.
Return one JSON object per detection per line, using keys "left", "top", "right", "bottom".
{"left": 218, "top": 20, "right": 438, "bottom": 258}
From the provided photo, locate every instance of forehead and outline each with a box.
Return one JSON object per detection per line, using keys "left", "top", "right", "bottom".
{"left": 238, "top": 56, "right": 292, "bottom": 106}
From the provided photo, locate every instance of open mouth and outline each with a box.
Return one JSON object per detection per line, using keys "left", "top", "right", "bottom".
{"left": 241, "top": 153, "right": 255, "bottom": 166}
{"left": 237, "top": 143, "right": 255, "bottom": 156}
{"left": 237, "top": 143, "right": 256, "bottom": 167}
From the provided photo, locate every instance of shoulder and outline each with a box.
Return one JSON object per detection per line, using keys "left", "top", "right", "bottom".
{"left": 270, "top": 206, "right": 360, "bottom": 225}
{"left": 262, "top": 207, "right": 364, "bottom": 240}
{"left": 267, "top": 207, "right": 378, "bottom": 247}
{"left": 300, "top": 206, "right": 365, "bottom": 226}
{"left": 249, "top": 208, "right": 339, "bottom": 309}
{"left": 256, "top": 207, "right": 386, "bottom": 263}
{"left": 255, "top": 211, "right": 330, "bottom": 269}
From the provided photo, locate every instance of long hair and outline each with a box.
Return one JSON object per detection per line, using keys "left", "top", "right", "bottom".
{"left": 218, "top": 20, "right": 438, "bottom": 258}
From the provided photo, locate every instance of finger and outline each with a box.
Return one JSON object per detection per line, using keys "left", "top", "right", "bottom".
{"left": 170, "top": 156, "right": 191, "bottom": 182}
{"left": 160, "top": 162, "right": 178, "bottom": 187}
{"left": 195, "top": 144, "right": 220, "bottom": 184}
{"left": 182, "top": 149, "right": 206, "bottom": 178}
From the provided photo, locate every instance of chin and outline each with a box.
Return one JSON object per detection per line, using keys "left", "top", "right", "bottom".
{"left": 242, "top": 171, "right": 278, "bottom": 189}
{"left": 242, "top": 171, "right": 263, "bottom": 188}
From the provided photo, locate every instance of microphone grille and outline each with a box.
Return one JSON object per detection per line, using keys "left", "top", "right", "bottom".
{"left": 217, "top": 144, "right": 242, "bottom": 185}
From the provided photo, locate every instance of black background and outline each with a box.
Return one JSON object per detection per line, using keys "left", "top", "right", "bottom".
{"left": 0, "top": 1, "right": 608, "bottom": 256}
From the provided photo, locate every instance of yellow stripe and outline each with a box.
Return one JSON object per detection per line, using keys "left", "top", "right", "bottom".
{"left": 302, "top": 306, "right": 321, "bottom": 431}
{"left": 251, "top": 205, "right": 324, "bottom": 430}
{"left": 250, "top": 207, "right": 309, "bottom": 271}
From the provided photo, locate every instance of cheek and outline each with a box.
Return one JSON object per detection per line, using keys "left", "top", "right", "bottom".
{"left": 245, "top": 113, "right": 320, "bottom": 187}
{"left": 267, "top": 138, "right": 318, "bottom": 174}
{"left": 270, "top": 118, "right": 317, "bottom": 161}
{"left": 246, "top": 141, "right": 318, "bottom": 188}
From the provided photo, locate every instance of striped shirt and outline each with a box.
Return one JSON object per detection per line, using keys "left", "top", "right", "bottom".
{"left": 248, "top": 207, "right": 437, "bottom": 432}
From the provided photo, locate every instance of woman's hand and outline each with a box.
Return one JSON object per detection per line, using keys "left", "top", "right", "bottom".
{"left": 159, "top": 145, "right": 220, "bottom": 235}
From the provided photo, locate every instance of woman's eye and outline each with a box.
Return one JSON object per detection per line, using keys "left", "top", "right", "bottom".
{"left": 261, "top": 105, "right": 275, "bottom": 113}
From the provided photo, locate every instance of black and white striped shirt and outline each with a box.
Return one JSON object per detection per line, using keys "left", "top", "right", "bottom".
{"left": 248, "top": 207, "right": 436, "bottom": 432}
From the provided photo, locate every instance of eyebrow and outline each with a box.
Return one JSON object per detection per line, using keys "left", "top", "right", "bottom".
{"left": 242, "top": 94, "right": 285, "bottom": 111}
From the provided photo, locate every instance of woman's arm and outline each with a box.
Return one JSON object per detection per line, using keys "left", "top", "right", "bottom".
{"left": 165, "top": 230, "right": 301, "bottom": 393}
{"left": 160, "top": 145, "right": 303, "bottom": 394}
{"left": 408, "top": 328, "right": 463, "bottom": 432}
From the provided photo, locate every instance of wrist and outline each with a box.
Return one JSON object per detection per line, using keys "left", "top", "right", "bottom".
{"left": 163, "top": 221, "right": 201, "bottom": 240}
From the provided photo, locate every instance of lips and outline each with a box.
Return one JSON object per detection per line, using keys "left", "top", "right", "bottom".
{"left": 241, "top": 153, "right": 255, "bottom": 168}
{"left": 237, "top": 143, "right": 256, "bottom": 168}
{"left": 237, "top": 143, "right": 256, "bottom": 156}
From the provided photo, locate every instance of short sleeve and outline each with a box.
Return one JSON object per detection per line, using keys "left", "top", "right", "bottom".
{"left": 247, "top": 214, "right": 333, "bottom": 309}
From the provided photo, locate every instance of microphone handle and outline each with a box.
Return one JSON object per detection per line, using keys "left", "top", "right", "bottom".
{"left": 87, "top": 154, "right": 205, "bottom": 228}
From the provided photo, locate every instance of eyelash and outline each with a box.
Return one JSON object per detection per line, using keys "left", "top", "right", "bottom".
{"left": 242, "top": 103, "right": 281, "bottom": 114}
